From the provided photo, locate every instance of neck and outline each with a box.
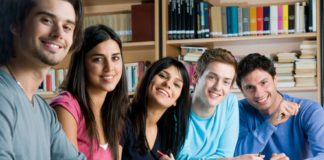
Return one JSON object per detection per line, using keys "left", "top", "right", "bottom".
{"left": 191, "top": 97, "right": 216, "bottom": 118}
{"left": 6, "top": 60, "right": 50, "bottom": 101}
{"left": 266, "top": 92, "right": 283, "bottom": 115}
{"left": 146, "top": 105, "right": 167, "bottom": 126}
{"left": 87, "top": 87, "right": 108, "bottom": 115}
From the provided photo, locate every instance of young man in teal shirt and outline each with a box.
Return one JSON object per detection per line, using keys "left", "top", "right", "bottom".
{"left": 177, "top": 48, "right": 261, "bottom": 159}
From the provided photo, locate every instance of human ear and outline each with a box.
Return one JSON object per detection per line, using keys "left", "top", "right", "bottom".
{"left": 10, "top": 24, "right": 19, "bottom": 36}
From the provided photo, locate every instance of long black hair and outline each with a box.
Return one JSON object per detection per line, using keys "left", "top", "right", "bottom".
{"left": 62, "top": 24, "right": 128, "bottom": 159}
{"left": 129, "top": 57, "right": 190, "bottom": 156}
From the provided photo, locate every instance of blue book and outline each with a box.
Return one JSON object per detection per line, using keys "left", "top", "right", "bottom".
{"left": 231, "top": 6, "right": 239, "bottom": 37}
{"left": 263, "top": 6, "right": 270, "bottom": 34}
{"left": 226, "top": 6, "right": 232, "bottom": 36}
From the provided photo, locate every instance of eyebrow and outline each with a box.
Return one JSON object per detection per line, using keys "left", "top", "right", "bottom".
{"left": 36, "top": 11, "right": 76, "bottom": 25}
{"left": 208, "top": 72, "right": 233, "bottom": 81}
{"left": 162, "top": 70, "right": 183, "bottom": 82}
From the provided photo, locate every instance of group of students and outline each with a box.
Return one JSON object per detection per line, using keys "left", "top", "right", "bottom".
{"left": 1, "top": 0, "right": 324, "bottom": 160}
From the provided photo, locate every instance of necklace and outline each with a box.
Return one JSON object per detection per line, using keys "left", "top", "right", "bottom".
{"left": 6, "top": 64, "right": 24, "bottom": 89}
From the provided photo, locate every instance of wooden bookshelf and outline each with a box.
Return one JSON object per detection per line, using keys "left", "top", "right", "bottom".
{"left": 161, "top": 0, "right": 321, "bottom": 103}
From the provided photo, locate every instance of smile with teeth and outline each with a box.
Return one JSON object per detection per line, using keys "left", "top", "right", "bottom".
{"left": 102, "top": 75, "right": 114, "bottom": 80}
{"left": 43, "top": 41, "right": 63, "bottom": 49}
{"left": 157, "top": 88, "right": 170, "bottom": 97}
{"left": 255, "top": 96, "right": 268, "bottom": 104}
{"left": 209, "top": 90, "right": 221, "bottom": 98}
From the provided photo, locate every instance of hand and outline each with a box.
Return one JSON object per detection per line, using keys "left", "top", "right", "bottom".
{"left": 270, "top": 153, "right": 289, "bottom": 160}
{"left": 268, "top": 100, "right": 300, "bottom": 126}
{"left": 232, "top": 153, "right": 264, "bottom": 160}
{"left": 158, "top": 150, "right": 175, "bottom": 160}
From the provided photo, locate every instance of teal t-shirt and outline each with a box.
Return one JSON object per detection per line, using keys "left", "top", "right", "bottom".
{"left": 178, "top": 93, "right": 239, "bottom": 160}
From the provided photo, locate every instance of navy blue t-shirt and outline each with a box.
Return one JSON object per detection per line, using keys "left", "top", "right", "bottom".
{"left": 120, "top": 119, "right": 161, "bottom": 160}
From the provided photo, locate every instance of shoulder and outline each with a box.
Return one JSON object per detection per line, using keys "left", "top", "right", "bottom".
{"left": 49, "top": 91, "right": 82, "bottom": 122}
{"left": 283, "top": 94, "right": 324, "bottom": 118}
{"left": 283, "top": 94, "right": 322, "bottom": 112}
{"left": 220, "top": 93, "right": 238, "bottom": 108}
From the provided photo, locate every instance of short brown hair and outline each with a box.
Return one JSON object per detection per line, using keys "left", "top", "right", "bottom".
{"left": 196, "top": 48, "right": 237, "bottom": 85}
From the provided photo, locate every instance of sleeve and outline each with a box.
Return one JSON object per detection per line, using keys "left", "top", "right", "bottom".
{"left": 234, "top": 100, "right": 277, "bottom": 156}
{"left": 47, "top": 103, "right": 86, "bottom": 160}
{"left": 214, "top": 94, "right": 239, "bottom": 158}
{"left": 0, "top": 90, "right": 16, "bottom": 159}
{"left": 301, "top": 102, "right": 324, "bottom": 160}
{"left": 50, "top": 91, "right": 81, "bottom": 124}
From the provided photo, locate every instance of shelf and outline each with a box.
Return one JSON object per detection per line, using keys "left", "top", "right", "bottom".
{"left": 123, "top": 41, "right": 155, "bottom": 47}
{"left": 231, "top": 86, "right": 318, "bottom": 93}
{"left": 167, "top": 33, "right": 317, "bottom": 46}
{"left": 84, "top": 0, "right": 153, "bottom": 14}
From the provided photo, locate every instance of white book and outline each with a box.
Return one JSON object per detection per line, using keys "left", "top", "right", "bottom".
{"left": 299, "top": 2, "right": 306, "bottom": 33}
{"left": 270, "top": 5, "right": 278, "bottom": 35}
{"left": 312, "top": 0, "right": 316, "bottom": 32}
{"left": 294, "top": 2, "right": 300, "bottom": 33}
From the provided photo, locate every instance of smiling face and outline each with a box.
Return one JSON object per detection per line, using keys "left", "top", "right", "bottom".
{"left": 193, "top": 61, "right": 235, "bottom": 109}
{"left": 12, "top": 0, "right": 76, "bottom": 66}
{"left": 240, "top": 69, "right": 281, "bottom": 114}
{"left": 147, "top": 65, "right": 184, "bottom": 109}
{"left": 85, "top": 39, "right": 123, "bottom": 93}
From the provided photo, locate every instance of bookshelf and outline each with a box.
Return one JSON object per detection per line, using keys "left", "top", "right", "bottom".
{"left": 40, "top": 0, "right": 160, "bottom": 101}
{"left": 162, "top": 0, "right": 322, "bottom": 102}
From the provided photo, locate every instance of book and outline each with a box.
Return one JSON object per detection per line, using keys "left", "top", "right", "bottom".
{"left": 131, "top": 3, "right": 155, "bottom": 42}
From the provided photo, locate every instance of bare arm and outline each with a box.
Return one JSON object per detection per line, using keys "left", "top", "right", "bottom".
{"left": 54, "top": 106, "right": 79, "bottom": 150}
{"left": 118, "top": 145, "right": 123, "bottom": 160}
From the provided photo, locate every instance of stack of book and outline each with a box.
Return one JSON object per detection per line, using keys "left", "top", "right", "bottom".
{"left": 125, "top": 61, "right": 150, "bottom": 92}
{"left": 294, "top": 58, "right": 317, "bottom": 87}
{"left": 274, "top": 52, "right": 296, "bottom": 88}
{"left": 299, "top": 40, "right": 317, "bottom": 59}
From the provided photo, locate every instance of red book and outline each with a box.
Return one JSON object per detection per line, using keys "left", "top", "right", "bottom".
{"left": 131, "top": 3, "right": 155, "bottom": 42}
{"left": 256, "top": 6, "right": 264, "bottom": 35}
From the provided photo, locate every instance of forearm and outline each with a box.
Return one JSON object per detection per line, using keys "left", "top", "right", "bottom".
{"left": 235, "top": 121, "right": 276, "bottom": 155}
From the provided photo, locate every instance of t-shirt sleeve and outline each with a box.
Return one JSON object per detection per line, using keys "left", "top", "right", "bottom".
{"left": 50, "top": 91, "right": 82, "bottom": 124}
{"left": 0, "top": 84, "right": 16, "bottom": 159}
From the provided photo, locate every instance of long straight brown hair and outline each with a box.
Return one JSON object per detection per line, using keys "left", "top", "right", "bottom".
{"left": 62, "top": 24, "right": 128, "bottom": 159}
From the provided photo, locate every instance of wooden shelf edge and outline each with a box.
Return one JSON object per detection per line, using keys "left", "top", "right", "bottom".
{"left": 123, "top": 41, "right": 155, "bottom": 47}
{"left": 232, "top": 86, "right": 318, "bottom": 93}
{"left": 167, "top": 32, "right": 317, "bottom": 45}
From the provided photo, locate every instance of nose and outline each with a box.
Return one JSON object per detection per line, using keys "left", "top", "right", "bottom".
{"left": 162, "top": 79, "right": 171, "bottom": 89}
{"left": 212, "top": 80, "right": 221, "bottom": 91}
{"left": 103, "top": 59, "right": 113, "bottom": 72}
{"left": 254, "top": 85, "right": 263, "bottom": 97}
{"left": 50, "top": 23, "right": 63, "bottom": 39}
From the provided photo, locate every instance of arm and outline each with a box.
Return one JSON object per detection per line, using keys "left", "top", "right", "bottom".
{"left": 49, "top": 106, "right": 85, "bottom": 160}
{"left": 234, "top": 102, "right": 277, "bottom": 156}
{"left": 215, "top": 97, "right": 240, "bottom": 158}
{"left": 118, "top": 145, "right": 123, "bottom": 160}
{"left": 0, "top": 94, "right": 15, "bottom": 159}
{"left": 53, "top": 106, "right": 79, "bottom": 150}
{"left": 302, "top": 103, "right": 324, "bottom": 159}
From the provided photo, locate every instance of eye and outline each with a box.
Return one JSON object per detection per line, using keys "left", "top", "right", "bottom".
{"left": 92, "top": 57, "right": 104, "bottom": 63}
{"left": 174, "top": 82, "right": 183, "bottom": 89}
{"left": 41, "top": 17, "right": 53, "bottom": 25}
{"left": 63, "top": 24, "right": 74, "bottom": 33}
{"left": 243, "top": 85, "right": 253, "bottom": 91}
{"left": 261, "top": 80, "right": 267, "bottom": 86}
{"left": 224, "top": 80, "right": 231, "bottom": 86}
{"left": 112, "top": 54, "right": 121, "bottom": 61}
{"left": 207, "top": 75, "right": 215, "bottom": 80}
{"left": 158, "top": 72, "right": 168, "bottom": 79}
